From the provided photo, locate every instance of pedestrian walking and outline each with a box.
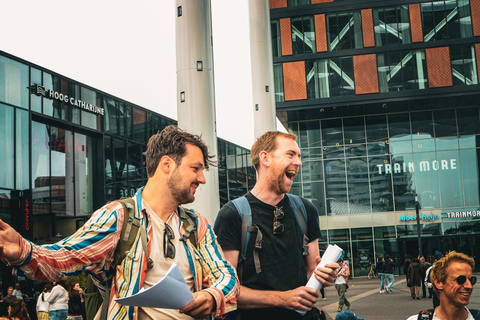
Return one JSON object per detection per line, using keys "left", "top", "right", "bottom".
{"left": 407, "top": 257, "right": 422, "bottom": 299}
{"left": 419, "top": 256, "right": 431, "bottom": 298}
{"left": 335, "top": 258, "right": 351, "bottom": 312}
{"left": 384, "top": 255, "right": 395, "bottom": 293}
{"left": 377, "top": 257, "right": 385, "bottom": 293}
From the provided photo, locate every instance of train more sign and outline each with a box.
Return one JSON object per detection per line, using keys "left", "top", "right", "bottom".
{"left": 376, "top": 159, "right": 457, "bottom": 175}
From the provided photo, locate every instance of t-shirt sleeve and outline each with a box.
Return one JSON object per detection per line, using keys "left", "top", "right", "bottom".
{"left": 213, "top": 202, "right": 242, "bottom": 251}
{"left": 301, "top": 198, "right": 322, "bottom": 242}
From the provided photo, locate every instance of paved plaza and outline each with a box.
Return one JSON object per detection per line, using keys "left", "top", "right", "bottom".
{"left": 315, "top": 275, "right": 480, "bottom": 320}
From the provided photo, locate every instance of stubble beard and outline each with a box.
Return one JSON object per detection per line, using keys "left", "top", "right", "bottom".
{"left": 168, "top": 168, "right": 195, "bottom": 204}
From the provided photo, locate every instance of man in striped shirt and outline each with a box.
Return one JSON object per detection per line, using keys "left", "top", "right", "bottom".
{"left": 0, "top": 125, "right": 239, "bottom": 320}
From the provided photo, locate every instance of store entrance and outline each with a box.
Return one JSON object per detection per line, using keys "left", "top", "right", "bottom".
{"left": 398, "top": 234, "right": 480, "bottom": 270}
{"left": 397, "top": 236, "right": 443, "bottom": 262}
{"left": 31, "top": 120, "right": 103, "bottom": 242}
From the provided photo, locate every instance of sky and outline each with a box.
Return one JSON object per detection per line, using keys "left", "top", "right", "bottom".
{"left": 0, "top": 0, "right": 279, "bottom": 149}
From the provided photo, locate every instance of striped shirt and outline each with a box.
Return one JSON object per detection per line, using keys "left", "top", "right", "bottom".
{"left": 11, "top": 188, "right": 239, "bottom": 320}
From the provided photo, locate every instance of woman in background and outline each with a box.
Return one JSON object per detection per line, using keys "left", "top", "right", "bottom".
{"left": 47, "top": 281, "right": 68, "bottom": 320}
{"left": 67, "top": 283, "right": 85, "bottom": 320}
{"left": 36, "top": 283, "right": 52, "bottom": 320}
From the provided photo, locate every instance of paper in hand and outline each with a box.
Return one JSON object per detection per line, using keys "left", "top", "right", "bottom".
{"left": 296, "top": 244, "right": 343, "bottom": 315}
{"left": 115, "top": 263, "right": 194, "bottom": 309}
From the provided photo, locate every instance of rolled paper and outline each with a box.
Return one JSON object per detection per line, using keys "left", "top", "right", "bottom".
{"left": 296, "top": 244, "right": 343, "bottom": 315}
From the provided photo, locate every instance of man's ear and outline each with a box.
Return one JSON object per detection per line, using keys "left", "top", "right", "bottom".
{"left": 159, "top": 156, "right": 173, "bottom": 174}
{"left": 433, "top": 278, "right": 443, "bottom": 291}
{"left": 259, "top": 151, "right": 270, "bottom": 167}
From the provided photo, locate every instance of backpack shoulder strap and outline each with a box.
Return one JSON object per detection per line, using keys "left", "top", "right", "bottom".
{"left": 286, "top": 194, "right": 310, "bottom": 256}
{"left": 417, "top": 309, "right": 434, "bottom": 320}
{"left": 469, "top": 309, "right": 480, "bottom": 320}
{"left": 114, "top": 198, "right": 141, "bottom": 268}
{"left": 232, "top": 196, "right": 262, "bottom": 276}
{"left": 99, "top": 197, "right": 152, "bottom": 320}
{"left": 177, "top": 206, "right": 198, "bottom": 249}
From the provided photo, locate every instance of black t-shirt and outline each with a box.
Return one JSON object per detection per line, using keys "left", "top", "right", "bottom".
{"left": 214, "top": 192, "right": 321, "bottom": 320}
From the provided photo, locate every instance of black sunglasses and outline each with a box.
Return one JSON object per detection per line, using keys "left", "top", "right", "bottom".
{"left": 273, "top": 206, "right": 284, "bottom": 235}
{"left": 452, "top": 275, "right": 477, "bottom": 286}
{"left": 163, "top": 223, "right": 176, "bottom": 259}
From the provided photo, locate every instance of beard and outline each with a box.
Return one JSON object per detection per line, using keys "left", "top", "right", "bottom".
{"left": 268, "top": 167, "right": 293, "bottom": 195}
{"left": 167, "top": 168, "right": 196, "bottom": 204}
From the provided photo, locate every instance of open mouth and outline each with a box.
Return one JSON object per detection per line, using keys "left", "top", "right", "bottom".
{"left": 285, "top": 170, "right": 297, "bottom": 182}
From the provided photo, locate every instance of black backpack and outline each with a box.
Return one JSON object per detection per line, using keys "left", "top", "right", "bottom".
{"left": 417, "top": 308, "right": 480, "bottom": 320}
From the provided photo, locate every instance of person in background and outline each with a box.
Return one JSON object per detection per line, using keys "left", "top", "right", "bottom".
{"left": 406, "top": 251, "right": 477, "bottom": 320}
{"left": 384, "top": 255, "right": 395, "bottom": 294}
{"left": 0, "top": 299, "right": 30, "bottom": 320}
{"left": 377, "top": 257, "right": 385, "bottom": 293}
{"left": 36, "top": 283, "right": 52, "bottom": 320}
{"left": 67, "top": 283, "right": 85, "bottom": 320}
{"left": 420, "top": 256, "right": 432, "bottom": 299}
{"left": 404, "top": 258, "right": 411, "bottom": 284}
{"left": 407, "top": 257, "right": 422, "bottom": 300}
{"left": 47, "top": 281, "right": 68, "bottom": 320}
{"left": 335, "top": 258, "right": 351, "bottom": 313}
{"left": 12, "top": 284, "right": 27, "bottom": 300}
{"left": 426, "top": 252, "right": 444, "bottom": 309}
{"left": 3, "top": 287, "right": 17, "bottom": 305}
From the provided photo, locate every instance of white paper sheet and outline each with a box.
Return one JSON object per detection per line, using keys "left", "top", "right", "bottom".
{"left": 115, "top": 263, "right": 194, "bottom": 309}
{"left": 296, "top": 244, "right": 343, "bottom": 315}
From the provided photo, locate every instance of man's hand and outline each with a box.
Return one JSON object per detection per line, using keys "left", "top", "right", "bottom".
{"left": 313, "top": 256, "right": 338, "bottom": 287}
{"left": 179, "top": 291, "right": 215, "bottom": 319}
{"left": 279, "top": 286, "right": 319, "bottom": 312}
{"left": 0, "top": 219, "right": 22, "bottom": 261}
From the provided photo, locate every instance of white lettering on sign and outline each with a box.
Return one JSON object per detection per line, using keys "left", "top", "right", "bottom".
{"left": 31, "top": 84, "right": 104, "bottom": 116}
{"left": 377, "top": 159, "right": 457, "bottom": 175}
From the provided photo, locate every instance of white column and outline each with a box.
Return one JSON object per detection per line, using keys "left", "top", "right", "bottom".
{"left": 248, "top": 0, "right": 277, "bottom": 139}
{"left": 175, "top": 0, "right": 219, "bottom": 223}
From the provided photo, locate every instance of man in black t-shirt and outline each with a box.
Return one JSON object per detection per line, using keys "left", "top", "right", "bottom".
{"left": 214, "top": 131, "right": 338, "bottom": 320}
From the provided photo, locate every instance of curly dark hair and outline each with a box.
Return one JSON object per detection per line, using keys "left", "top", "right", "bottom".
{"left": 145, "top": 125, "right": 216, "bottom": 177}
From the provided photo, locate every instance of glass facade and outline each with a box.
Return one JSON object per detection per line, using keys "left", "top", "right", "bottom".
{"left": 271, "top": 0, "right": 480, "bottom": 275}
{"left": 0, "top": 50, "right": 253, "bottom": 254}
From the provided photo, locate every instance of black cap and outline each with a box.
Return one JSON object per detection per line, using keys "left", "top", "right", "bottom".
{"left": 435, "top": 252, "right": 444, "bottom": 260}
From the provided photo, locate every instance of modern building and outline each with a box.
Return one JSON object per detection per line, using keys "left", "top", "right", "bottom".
{"left": 0, "top": 50, "right": 254, "bottom": 289}
{"left": 269, "top": 0, "right": 480, "bottom": 276}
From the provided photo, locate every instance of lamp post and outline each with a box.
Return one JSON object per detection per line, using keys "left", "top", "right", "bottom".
{"left": 415, "top": 193, "right": 422, "bottom": 258}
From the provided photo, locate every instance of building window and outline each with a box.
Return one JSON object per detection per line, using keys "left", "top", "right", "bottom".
{"left": 291, "top": 16, "right": 316, "bottom": 54}
{"left": 326, "top": 12, "right": 363, "bottom": 51}
{"left": 421, "top": 0, "right": 473, "bottom": 42}
{"left": 373, "top": 5, "right": 412, "bottom": 46}
{"left": 450, "top": 44, "right": 478, "bottom": 86}
{"left": 377, "top": 50, "right": 427, "bottom": 92}
{"left": 0, "top": 56, "right": 28, "bottom": 109}
{"left": 271, "top": 20, "right": 282, "bottom": 57}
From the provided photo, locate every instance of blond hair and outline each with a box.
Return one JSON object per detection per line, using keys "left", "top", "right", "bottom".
{"left": 431, "top": 251, "right": 475, "bottom": 293}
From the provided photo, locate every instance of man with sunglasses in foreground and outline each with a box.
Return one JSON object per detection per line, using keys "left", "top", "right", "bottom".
{"left": 407, "top": 251, "right": 478, "bottom": 320}
{"left": 0, "top": 125, "right": 239, "bottom": 320}
{"left": 214, "top": 131, "right": 338, "bottom": 320}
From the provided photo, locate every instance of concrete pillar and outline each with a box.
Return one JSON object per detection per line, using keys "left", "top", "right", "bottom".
{"left": 175, "top": 0, "right": 219, "bottom": 222}
{"left": 248, "top": 0, "right": 277, "bottom": 138}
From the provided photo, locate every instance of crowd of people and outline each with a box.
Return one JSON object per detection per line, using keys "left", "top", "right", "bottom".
{"left": 0, "top": 126, "right": 476, "bottom": 320}
{"left": 0, "top": 281, "right": 85, "bottom": 320}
